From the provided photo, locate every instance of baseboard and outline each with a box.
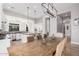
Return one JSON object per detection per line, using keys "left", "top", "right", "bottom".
{"left": 71, "top": 41, "right": 79, "bottom": 45}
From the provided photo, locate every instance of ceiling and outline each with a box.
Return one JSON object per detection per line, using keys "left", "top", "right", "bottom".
{"left": 2, "top": 3, "right": 79, "bottom": 20}
{"left": 54, "top": 3, "right": 76, "bottom": 13}
{"left": 58, "top": 11, "right": 71, "bottom": 20}
{"left": 3, "top": 3, "right": 44, "bottom": 19}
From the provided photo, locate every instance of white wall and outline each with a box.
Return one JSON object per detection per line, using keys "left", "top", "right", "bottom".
{"left": 50, "top": 17, "right": 57, "bottom": 36}
{"left": 3, "top": 14, "right": 43, "bottom": 33}
{"left": 0, "top": 4, "right": 2, "bottom": 30}
{"left": 34, "top": 23, "right": 43, "bottom": 33}
{"left": 27, "top": 19, "right": 35, "bottom": 33}
{"left": 71, "top": 5, "right": 79, "bottom": 44}
{"left": 43, "top": 15, "right": 61, "bottom": 37}
{"left": 4, "top": 14, "right": 35, "bottom": 33}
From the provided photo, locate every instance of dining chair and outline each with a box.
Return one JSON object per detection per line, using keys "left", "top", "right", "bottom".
{"left": 27, "top": 36, "right": 34, "bottom": 42}
{"left": 54, "top": 37, "right": 67, "bottom": 56}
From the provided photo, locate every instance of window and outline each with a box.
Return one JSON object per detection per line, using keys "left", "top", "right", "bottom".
{"left": 9, "top": 23, "right": 19, "bottom": 31}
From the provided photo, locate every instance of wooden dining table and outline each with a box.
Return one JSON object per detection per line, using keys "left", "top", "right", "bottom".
{"left": 8, "top": 39, "right": 60, "bottom": 56}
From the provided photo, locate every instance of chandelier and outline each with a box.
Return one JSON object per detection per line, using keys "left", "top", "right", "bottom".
{"left": 41, "top": 3, "right": 57, "bottom": 17}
